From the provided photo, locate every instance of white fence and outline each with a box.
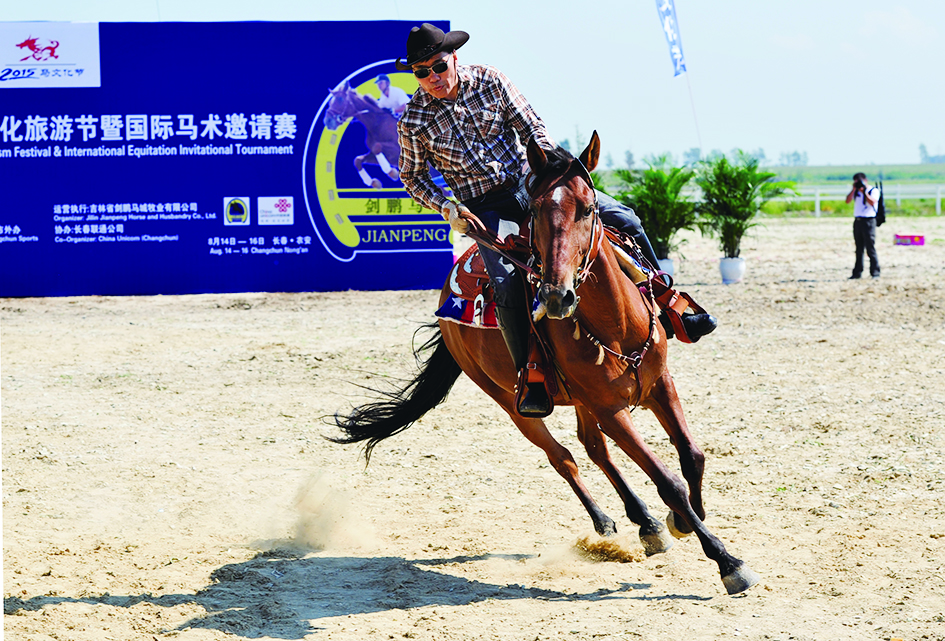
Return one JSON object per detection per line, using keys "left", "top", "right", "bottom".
{"left": 782, "top": 185, "right": 944, "bottom": 216}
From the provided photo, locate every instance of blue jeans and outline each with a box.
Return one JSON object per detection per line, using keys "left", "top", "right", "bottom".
{"left": 461, "top": 177, "right": 531, "bottom": 309}
{"left": 597, "top": 191, "right": 661, "bottom": 270}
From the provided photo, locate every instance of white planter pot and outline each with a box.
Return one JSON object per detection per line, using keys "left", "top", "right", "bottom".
{"left": 719, "top": 257, "right": 746, "bottom": 284}
{"left": 657, "top": 258, "right": 675, "bottom": 279}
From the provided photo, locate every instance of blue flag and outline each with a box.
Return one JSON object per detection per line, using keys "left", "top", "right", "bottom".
{"left": 656, "top": 0, "right": 687, "bottom": 76}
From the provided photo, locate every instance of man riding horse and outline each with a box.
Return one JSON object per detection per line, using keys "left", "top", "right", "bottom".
{"left": 396, "top": 23, "right": 717, "bottom": 418}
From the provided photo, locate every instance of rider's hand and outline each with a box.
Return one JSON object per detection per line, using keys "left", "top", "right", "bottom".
{"left": 443, "top": 201, "right": 472, "bottom": 234}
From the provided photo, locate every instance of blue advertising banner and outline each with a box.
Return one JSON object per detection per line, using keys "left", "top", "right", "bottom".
{"left": 0, "top": 21, "right": 454, "bottom": 297}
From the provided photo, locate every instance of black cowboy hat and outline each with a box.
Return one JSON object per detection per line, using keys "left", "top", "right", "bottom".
{"left": 395, "top": 23, "right": 469, "bottom": 71}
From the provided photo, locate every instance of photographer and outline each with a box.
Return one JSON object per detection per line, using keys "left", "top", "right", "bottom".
{"left": 844, "top": 172, "right": 881, "bottom": 279}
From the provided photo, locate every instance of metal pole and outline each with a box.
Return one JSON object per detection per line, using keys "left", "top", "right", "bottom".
{"left": 896, "top": 184, "right": 901, "bottom": 207}
{"left": 815, "top": 189, "right": 821, "bottom": 217}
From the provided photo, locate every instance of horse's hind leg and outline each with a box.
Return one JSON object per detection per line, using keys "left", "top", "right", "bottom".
{"left": 642, "top": 372, "right": 706, "bottom": 538}
{"left": 575, "top": 406, "right": 673, "bottom": 555}
{"left": 371, "top": 143, "right": 399, "bottom": 180}
{"left": 354, "top": 154, "right": 382, "bottom": 188}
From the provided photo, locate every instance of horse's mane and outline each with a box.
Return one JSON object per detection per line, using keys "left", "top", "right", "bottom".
{"left": 532, "top": 145, "right": 577, "bottom": 189}
{"left": 361, "top": 94, "right": 383, "bottom": 111}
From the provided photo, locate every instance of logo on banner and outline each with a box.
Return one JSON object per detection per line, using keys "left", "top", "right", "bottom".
{"left": 258, "top": 196, "right": 294, "bottom": 225}
{"left": 223, "top": 197, "right": 250, "bottom": 225}
{"left": 0, "top": 22, "right": 101, "bottom": 88}
{"left": 302, "top": 61, "right": 452, "bottom": 262}
{"left": 16, "top": 37, "right": 60, "bottom": 62}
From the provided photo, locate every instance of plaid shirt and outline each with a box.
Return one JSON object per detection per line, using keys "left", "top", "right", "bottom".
{"left": 397, "top": 64, "right": 554, "bottom": 213}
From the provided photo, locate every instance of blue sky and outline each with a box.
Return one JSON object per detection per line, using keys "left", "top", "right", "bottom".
{"left": 5, "top": 0, "right": 944, "bottom": 167}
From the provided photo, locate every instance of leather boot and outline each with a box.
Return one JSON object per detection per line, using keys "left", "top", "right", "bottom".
{"left": 659, "top": 311, "right": 718, "bottom": 343}
{"left": 494, "top": 304, "right": 551, "bottom": 417}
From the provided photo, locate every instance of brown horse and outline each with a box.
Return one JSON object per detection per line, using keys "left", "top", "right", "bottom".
{"left": 332, "top": 132, "right": 759, "bottom": 595}
{"left": 324, "top": 81, "right": 401, "bottom": 188}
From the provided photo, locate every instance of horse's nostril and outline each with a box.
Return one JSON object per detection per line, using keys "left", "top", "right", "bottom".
{"left": 561, "top": 290, "right": 576, "bottom": 309}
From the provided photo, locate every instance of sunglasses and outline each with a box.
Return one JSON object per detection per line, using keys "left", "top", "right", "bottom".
{"left": 413, "top": 58, "right": 450, "bottom": 79}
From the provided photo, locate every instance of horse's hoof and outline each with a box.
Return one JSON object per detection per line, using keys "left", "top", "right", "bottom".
{"left": 371, "top": 179, "right": 382, "bottom": 189}
{"left": 666, "top": 511, "right": 693, "bottom": 539}
{"left": 640, "top": 524, "right": 674, "bottom": 556}
{"left": 722, "top": 564, "right": 761, "bottom": 595}
{"left": 595, "top": 518, "right": 617, "bottom": 537}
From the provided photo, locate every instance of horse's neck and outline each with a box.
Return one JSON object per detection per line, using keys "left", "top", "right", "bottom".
{"left": 354, "top": 93, "right": 383, "bottom": 113}
{"left": 576, "top": 241, "right": 647, "bottom": 341}
{"left": 350, "top": 96, "right": 386, "bottom": 125}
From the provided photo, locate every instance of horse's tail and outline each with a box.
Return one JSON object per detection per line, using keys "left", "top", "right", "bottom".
{"left": 328, "top": 323, "right": 462, "bottom": 463}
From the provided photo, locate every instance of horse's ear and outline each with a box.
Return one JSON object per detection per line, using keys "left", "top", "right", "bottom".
{"left": 526, "top": 136, "right": 548, "bottom": 175}
{"left": 579, "top": 130, "right": 601, "bottom": 172}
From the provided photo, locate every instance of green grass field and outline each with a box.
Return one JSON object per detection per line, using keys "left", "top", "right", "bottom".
{"left": 598, "top": 163, "right": 945, "bottom": 187}
{"left": 596, "top": 162, "right": 945, "bottom": 219}
{"left": 760, "top": 198, "right": 940, "bottom": 218}
{"left": 769, "top": 163, "right": 945, "bottom": 184}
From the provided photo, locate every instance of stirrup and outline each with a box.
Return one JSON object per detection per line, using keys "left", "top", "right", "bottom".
{"left": 514, "top": 364, "right": 552, "bottom": 418}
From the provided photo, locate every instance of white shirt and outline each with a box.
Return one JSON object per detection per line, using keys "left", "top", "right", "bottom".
{"left": 854, "top": 185, "right": 878, "bottom": 218}
{"left": 377, "top": 85, "right": 409, "bottom": 112}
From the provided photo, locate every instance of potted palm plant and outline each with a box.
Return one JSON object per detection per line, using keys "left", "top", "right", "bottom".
{"left": 609, "top": 156, "right": 698, "bottom": 278}
{"left": 695, "top": 152, "right": 795, "bottom": 284}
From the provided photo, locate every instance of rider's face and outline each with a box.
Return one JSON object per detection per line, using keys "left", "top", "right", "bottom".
{"left": 413, "top": 52, "right": 458, "bottom": 101}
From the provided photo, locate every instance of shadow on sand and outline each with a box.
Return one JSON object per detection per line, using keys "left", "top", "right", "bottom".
{"left": 2, "top": 548, "right": 699, "bottom": 639}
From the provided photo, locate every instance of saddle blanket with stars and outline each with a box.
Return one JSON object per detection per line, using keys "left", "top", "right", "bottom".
{"left": 435, "top": 244, "right": 500, "bottom": 329}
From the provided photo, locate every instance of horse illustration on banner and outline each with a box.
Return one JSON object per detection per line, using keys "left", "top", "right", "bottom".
{"left": 16, "top": 37, "right": 60, "bottom": 62}
{"left": 324, "top": 81, "right": 402, "bottom": 189}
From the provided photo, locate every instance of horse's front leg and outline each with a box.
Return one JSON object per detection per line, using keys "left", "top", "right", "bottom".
{"left": 506, "top": 411, "right": 617, "bottom": 537}
{"left": 594, "top": 406, "right": 759, "bottom": 594}
{"left": 642, "top": 371, "right": 705, "bottom": 538}
{"left": 575, "top": 406, "right": 673, "bottom": 555}
{"left": 444, "top": 325, "right": 616, "bottom": 536}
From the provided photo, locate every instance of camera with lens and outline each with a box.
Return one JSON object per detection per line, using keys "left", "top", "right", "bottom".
{"left": 853, "top": 179, "right": 864, "bottom": 191}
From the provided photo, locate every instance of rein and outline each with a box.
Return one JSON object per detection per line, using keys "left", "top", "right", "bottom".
{"left": 464, "top": 227, "right": 541, "bottom": 282}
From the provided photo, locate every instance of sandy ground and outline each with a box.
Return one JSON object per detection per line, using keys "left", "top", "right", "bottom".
{"left": 3, "top": 216, "right": 945, "bottom": 641}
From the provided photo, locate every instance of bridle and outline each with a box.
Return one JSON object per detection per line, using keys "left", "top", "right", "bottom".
{"left": 526, "top": 157, "right": 658, "bottom": 401}
{"left": 325, "top": 92, "right": 353, "bottom": 124}
{"left": 524, "top": 158, "right": 603, "bottom": 291}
